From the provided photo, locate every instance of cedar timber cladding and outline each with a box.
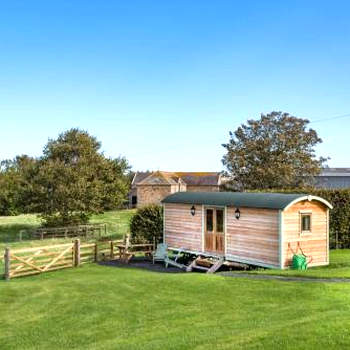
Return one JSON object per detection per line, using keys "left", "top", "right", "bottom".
{"left": 282, "top": 200, "right": 328, "bottom": 268}
{"left": 226, "top": 207, "right": 280, "bottom": 267}
{"left": 164, "top": 203, "right": 202, "bottom": 252}
{"left": 162, "top": 192, "right": 333, "bottom": 269}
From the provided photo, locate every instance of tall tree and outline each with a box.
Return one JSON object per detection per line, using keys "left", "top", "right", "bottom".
{"left": 35, "top": 128, "right": 131, "bottom": 226}
{"left": 222, "top": 111, "right": 327, "bottom": 190}
{"left": 0, "top": 155, "right": 38, "bottom": 215}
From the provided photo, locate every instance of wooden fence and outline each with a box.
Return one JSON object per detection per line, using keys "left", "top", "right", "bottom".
{"left": 19, "top": 223, "right": 107, "bottom": 241}
{"left": 3, "top": 239, "right": 122, "bottom": 280}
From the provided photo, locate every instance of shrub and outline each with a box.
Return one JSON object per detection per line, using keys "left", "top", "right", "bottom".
{"left": 130, "top": 205, "right": 163, "bottom": 243}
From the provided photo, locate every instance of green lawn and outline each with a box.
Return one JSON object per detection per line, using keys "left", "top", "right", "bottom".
{"left": 238, "top": 249, "right": 350, "bottom": 279}
{"left": 2, "top": 213, "right": 350, "bottom": 348}
{"left": 1, "top": 263, "right": 350, "bottom": 349}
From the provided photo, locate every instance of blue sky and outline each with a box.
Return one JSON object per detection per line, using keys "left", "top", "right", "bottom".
{"left": 0, "top": 1, "right": 349, "bottom": 171}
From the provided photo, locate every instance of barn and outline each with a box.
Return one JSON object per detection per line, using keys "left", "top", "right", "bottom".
{"left": 161, "top": 192, "right": 333, "bottom": 269}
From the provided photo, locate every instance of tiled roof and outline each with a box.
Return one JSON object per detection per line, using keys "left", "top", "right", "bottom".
{"left": 133, "top": 171, "right": 220, "bottom": 186}
{"left": 138, "top": 171, "right": 179, "bottom": 185}
{"left": 131, "top": 171, "right": 152, "bottom": 186}
{"left": 175, "top": 172, "right": 220, "bottom": 186}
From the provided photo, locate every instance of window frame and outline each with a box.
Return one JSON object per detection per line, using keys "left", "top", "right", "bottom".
{"left": 206, "top": 208, "right": 214, "bottom": 233}
{"left": 216, "top": 209, "right": 224, "bottom": 233}
{"left": 299, "top": 211, "right": 312, "bottom": 236}
{"left": 204, "top": 206, "right": 225, "bottom": 234}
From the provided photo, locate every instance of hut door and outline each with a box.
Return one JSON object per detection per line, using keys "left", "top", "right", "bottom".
{"left": 205, "top": 208, "right": 225, "bottom": 254}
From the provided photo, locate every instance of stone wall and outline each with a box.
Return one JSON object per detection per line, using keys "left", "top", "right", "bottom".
{"left": 186, "top": 185, "right": 220, "bottom": 192}
{"left": 135, "top": 184, "right": 219, "bottom": 207}
{"left": 137, "top": 185, "right": 173, "bottom": 207}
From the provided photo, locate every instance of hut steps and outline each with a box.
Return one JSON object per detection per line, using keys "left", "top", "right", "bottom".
{"left": 186, "top": 256, "right": 224, "bottom": 274}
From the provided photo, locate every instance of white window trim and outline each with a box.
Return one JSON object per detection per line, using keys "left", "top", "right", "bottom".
{"left": 299, "top": 210, "right": 312, "bottom": 236}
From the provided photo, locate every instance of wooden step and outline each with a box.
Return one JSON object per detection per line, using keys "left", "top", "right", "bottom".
{"left": 186, "top": 259, "right": 197, "bottom": 272}
{"left": 185, "top": 256, "right": 224, "bottom": 273}
{"left": 207, "top": 257, "right": 224, "bottom": 274}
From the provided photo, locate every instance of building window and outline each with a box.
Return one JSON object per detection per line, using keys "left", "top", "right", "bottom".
{"left": 216, "top": 209, "right": 224, "bottom": 233}
{"left": 206, "top": 209, "right": 213, "bottom": 232}
{"left": 300, "top": 213, "right": 312, "bottom": 234}
{"left": 131, "top": 196, "right": 137, "bottom": 205}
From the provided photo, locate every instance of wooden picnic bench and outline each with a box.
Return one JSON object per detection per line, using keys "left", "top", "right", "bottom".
{"left": 115, "top": 235, "right": 155, "bottom": 263}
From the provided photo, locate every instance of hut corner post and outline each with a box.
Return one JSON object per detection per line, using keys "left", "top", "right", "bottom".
{"left": 4, "top": 247, "right": 10, "bottom": 281}
{"left": 162, "top": 204, "right": 165, "bottom": 244}
{"left": 278, "top": 210, "right": 284, "bottom": 269}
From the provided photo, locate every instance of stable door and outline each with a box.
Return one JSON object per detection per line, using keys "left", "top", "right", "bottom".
{"left": 204, "top": 208, "right": 225, "bottom": 254}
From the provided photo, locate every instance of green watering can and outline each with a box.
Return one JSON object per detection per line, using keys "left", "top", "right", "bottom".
{"left": 292, "top": 254, "right": 308, "bottom": 270}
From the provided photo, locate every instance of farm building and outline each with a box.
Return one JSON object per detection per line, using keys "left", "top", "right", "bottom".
{"left": 162, "top": 192, "right": 333, "bottom": 269}
{"left": 129, "top": 171, "right": 221, "bottom": 208}
{"left": 313, "top": 167, "right": 350, "bottom": 189}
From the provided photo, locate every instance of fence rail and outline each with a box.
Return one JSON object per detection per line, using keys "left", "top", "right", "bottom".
{"left": 3, "top": 238, "right": 123, "bottom": 280}
{"left": 19, "top": 224, "right": 107, "bottom": 241}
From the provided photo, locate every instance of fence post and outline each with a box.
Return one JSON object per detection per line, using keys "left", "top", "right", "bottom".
{"left": 110, "top": 241, "right": 114, "bottom": 260}
{"left": 94, "top": 243, "right": 98, "bottom": 262}
{"left": 74, "top": 239, "right": 81, "bottom": 267}
{"left": 4, "top": 247, "right": 10, "bottom": 281}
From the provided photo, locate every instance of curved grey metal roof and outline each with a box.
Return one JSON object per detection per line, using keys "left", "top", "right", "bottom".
{"left": 162, "top": 192, "right": 333, "bottom": 210}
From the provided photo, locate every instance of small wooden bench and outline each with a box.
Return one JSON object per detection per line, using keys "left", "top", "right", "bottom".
{"left": 115, "top": 235, "right": 154, "bottom": 263}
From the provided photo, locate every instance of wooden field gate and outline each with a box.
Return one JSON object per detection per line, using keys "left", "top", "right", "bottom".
{"left": 4, "top": 239, "right": 122, "bottom": 280}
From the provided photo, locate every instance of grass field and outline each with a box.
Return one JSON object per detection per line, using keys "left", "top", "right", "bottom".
{"left": 2, "top": 263, "right": 350, "bottom": 349}
{"left": 0, "top": 210, "right": 135, "bottom": 251}
{"left": 2, "top": 212, "right": 350, "bottom": 349}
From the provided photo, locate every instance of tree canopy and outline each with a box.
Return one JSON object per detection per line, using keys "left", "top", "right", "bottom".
{"left": 0, "top": 128, "right": 131, "bottom": 225}
{"left": 34, "top": 128, "right": 131, "bottom": 226}
{"left": 0, "top": 155, "right": 38, "bottom": 215}
{"left": 222, "top": 111, "right": 327, "bottom": 190}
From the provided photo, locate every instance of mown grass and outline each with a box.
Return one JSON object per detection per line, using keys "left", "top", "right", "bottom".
{"left": 90, "top": 209, "right": 135, "bottom": 239}
{"left": 2, "top": 213, "right": 350, "bottom": 348}
{"left": 1, "top": 263, "right": 350, "bottom": 349}
{"left": 240, "top": 249, "right": 350, "bottom": 279}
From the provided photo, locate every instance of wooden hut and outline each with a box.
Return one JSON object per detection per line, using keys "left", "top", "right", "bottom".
{"left": 161, "top": 192, "right": 333, "bottom": 269}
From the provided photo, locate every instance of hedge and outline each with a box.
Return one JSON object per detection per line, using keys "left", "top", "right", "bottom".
{"left": 129, "top": 205, "right": 163, "bottom": 244}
